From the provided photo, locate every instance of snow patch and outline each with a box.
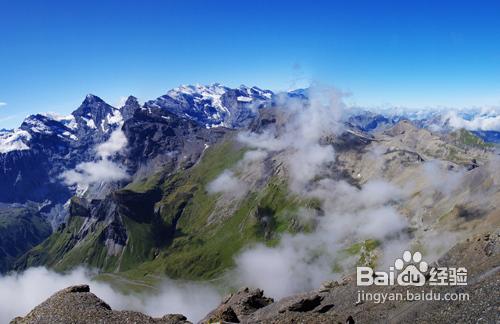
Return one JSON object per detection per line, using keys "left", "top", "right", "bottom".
{"left": 0, "top": 129, "right": 31, "bottom": 153}
{"left": 82, "top": 118, "right": 96, "bottom": 129}
{"left": 62, "top": 131, "right": 78, "bottom": 141}
{"left": 237, "top": 96, "right": 253, "bottom": 102}
{"left": 107, "top": 110, "right": 123, "bottom": 125}
{"left": 170, "top": 84, "right": 229, "bottom": 115}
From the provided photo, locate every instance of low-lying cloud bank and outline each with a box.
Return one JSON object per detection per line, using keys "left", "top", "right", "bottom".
{"left": 0, "top": 267, "right": 221, "bottom": 323}
{"left": 445, "top": 110, "right": 500, "bottom": 131}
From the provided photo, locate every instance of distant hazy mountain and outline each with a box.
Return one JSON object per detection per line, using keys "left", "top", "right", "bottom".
{"left": 347, "top": 108, "right": 500, "bottom": 143}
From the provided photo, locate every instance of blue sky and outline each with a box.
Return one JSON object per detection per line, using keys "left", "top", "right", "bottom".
{"left": 1, "top": 0, "right": 500, "bottom": 128}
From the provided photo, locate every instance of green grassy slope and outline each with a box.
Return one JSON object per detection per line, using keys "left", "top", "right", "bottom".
{"left": 18, "top": 139, "right": 304, "bottom": 281}
{"left": 450, "top": 128, "right": 493, "bottom": 149}
{"left": 121, "top": 141, "right": 303, "bottom": 280}
{"left": 0, "top": 204, "right": 51, "bottom": 272}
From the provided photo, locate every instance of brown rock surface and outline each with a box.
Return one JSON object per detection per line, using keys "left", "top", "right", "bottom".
{"left": 10, "top": 285, "right": 191, "bottom": 324}
{"left": 201, "top": 287, "right": 274, "bottom": 323}
{"left": 242, "top": 230, "right": 500, "bottom": 323}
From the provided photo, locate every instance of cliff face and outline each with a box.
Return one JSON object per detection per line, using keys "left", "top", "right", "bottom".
{"left": 0, "top": 203, "right": 51, "bottom": 272}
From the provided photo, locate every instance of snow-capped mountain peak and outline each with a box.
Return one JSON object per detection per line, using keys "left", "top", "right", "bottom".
{"left": 72, "top": 94, "right": 123, "bottom": 134}
{"left": 145, "top": 83, "right": 275, "bottom": 128}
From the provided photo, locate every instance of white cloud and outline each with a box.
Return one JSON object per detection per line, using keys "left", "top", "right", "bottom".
{"left": 207, "top": 170, "right": 249, "bottom": 198}
{"left": 238, "top": 85, "right": 345, "bottom": 192}
{"left": 0, "top": 267, "right": 221, "bottom": 323}
{"left": 445, "top": 110, "right": 500, "bottom": 131}
{"left": 217, "top": 86, "right": 411, "bottom": 298}
{"left": 61, "top": 129, "right": 129, "bottom": 187}
{"left": 62, "top": 159, "right": 129, "bottom": 186}
{"left": 231, "top": 177, "right": 409, "bottom": 298}
{"left": 96, "top": 128, "right": 128, "bottom": 159}
{"left": 0, "top": 102, "right": 7, "bottom": 107}
{"left": 422, "top": 160, "right": 465, "bottom": 195}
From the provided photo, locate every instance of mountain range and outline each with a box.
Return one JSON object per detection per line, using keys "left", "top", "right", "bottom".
{"left": 1, "top": 84, "right": 499, "bottom": 323}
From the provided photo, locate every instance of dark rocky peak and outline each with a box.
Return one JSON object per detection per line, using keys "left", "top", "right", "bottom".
{"left": 70, "top": 94, "right": 123, "bottom": 143}
{"left": 122, "top": 106, "right": 227, "bottom": 175}
{"left": 120, "top": 95, "right": 141, "bottom": 120}
{"left": 82, "top": 93, "right": 106, "bottom": 105}
{"left": 124, "top": 95, "right": 139, "bottom": 107}
{"left": 72, "top": 94, "right": 118, "bottom": 131}
{"left": 73, "top": 94, "right": 113, "bottom": 115}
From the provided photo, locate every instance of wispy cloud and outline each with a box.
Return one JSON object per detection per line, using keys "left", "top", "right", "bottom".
{"left": 61, "top": 129, "right": 129, "bottom": 187}
{"left": 0, "top": 115, "right": 16, "bottom": 123}
{"left": 0, "top": 102, "right": 7, "bottom": 108}
{"left": 211, "top": 86, "right": 411, "bottom": 298}
{"left": 207, "top": 170, "right": 249, "bottom": 199}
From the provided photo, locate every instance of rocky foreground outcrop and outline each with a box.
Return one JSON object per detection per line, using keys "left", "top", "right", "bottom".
{"left": 12, "top": 231, "right": 500, "bottom": 324}
{"left": 10, "top": 285, "right": 190, "bottom": 324}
